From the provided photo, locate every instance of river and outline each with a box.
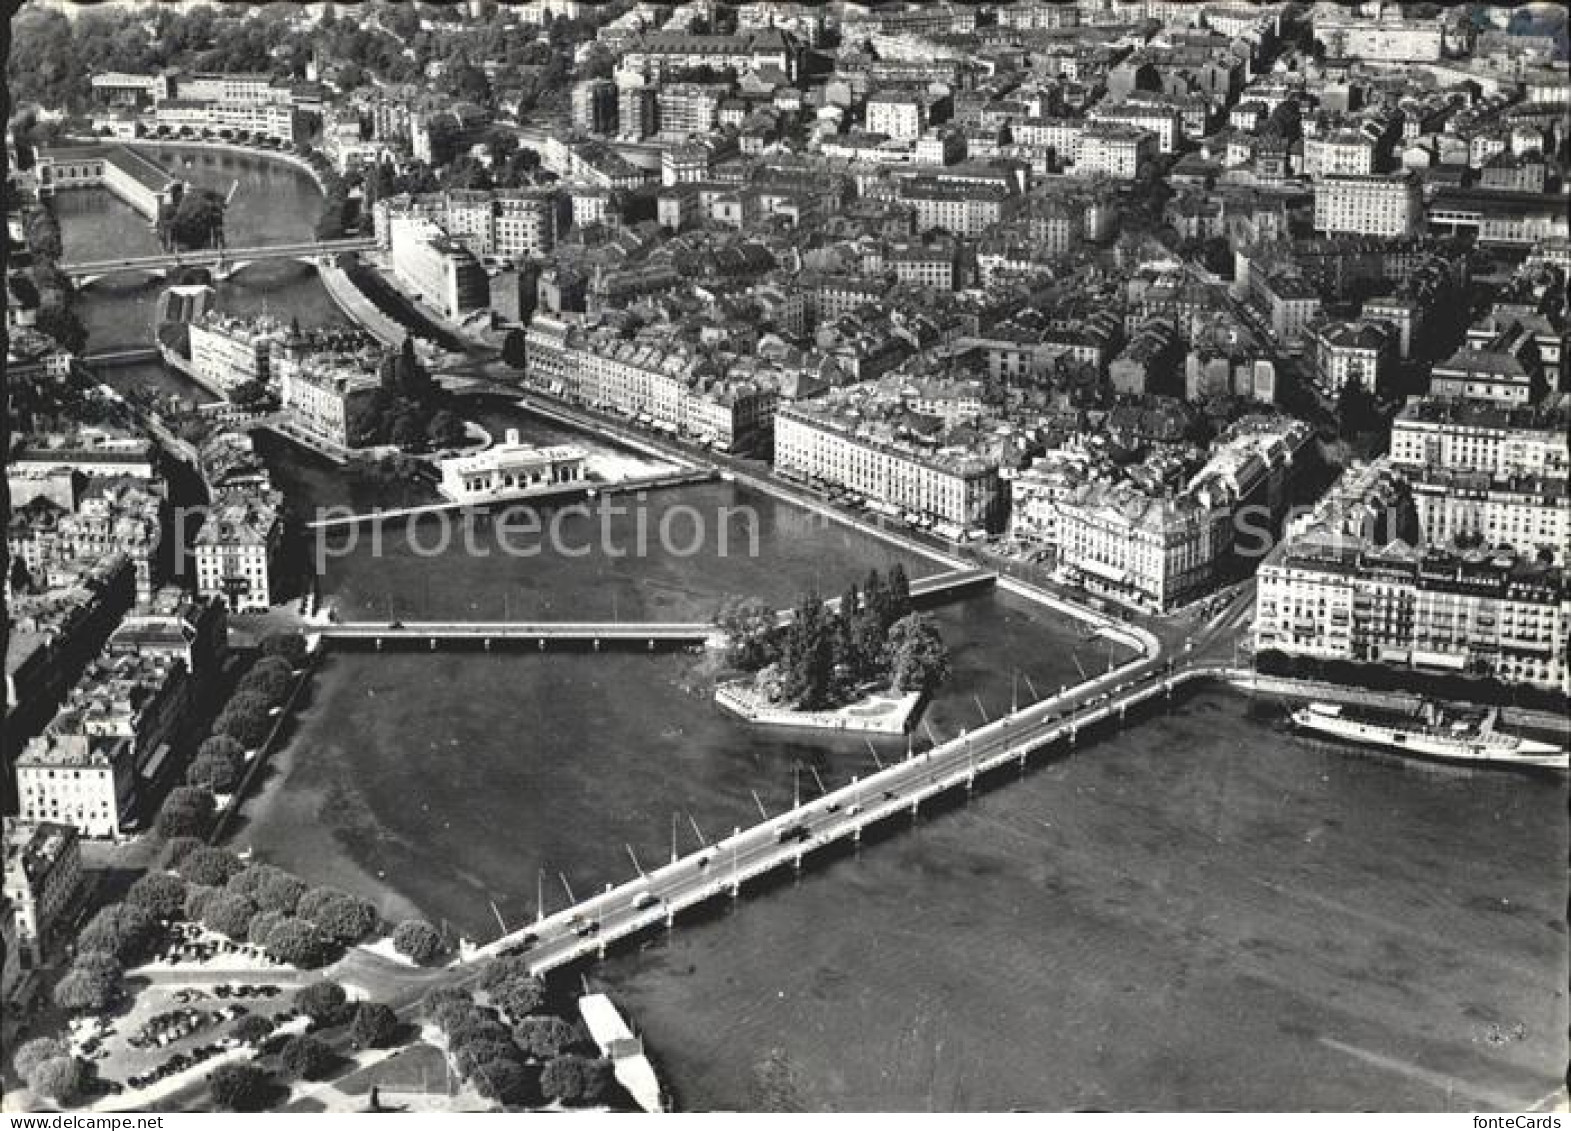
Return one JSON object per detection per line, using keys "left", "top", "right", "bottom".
{"left": 65, "top": 144, "right": 1569, "bottom": 1113}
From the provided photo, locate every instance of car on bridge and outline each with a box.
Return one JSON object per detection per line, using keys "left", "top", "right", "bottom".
{"left": 775, "top": 823, "right": 810, "bottom": 844}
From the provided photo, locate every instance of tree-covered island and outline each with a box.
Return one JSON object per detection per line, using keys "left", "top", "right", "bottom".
{"left": 718, "top": 565, "right": 951, "bottom": 714}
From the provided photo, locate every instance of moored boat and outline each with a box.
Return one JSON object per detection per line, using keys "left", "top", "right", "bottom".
{"left": 1290, "top": 701, "right": 1567, "bottom": 771}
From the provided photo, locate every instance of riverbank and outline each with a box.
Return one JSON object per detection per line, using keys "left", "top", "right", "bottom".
{"left": 128, "top": 136, "right": 332, "bottom": 197}
{"left": 317, "top": 257, "right": 408, "bottom": 348}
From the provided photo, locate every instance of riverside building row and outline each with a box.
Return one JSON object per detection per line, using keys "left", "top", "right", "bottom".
{"left": 524, "top": 316, "right": 780, "bottom": 453}
{"left": 1254, "top": 463, "right": 1568, "bottom": 694}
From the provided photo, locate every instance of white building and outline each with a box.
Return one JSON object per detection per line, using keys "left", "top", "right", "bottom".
{"left": 438, "top": 430, "right": 588, "bottom": 503}
{"left": 194, "top": 501, "right": 281, "bottom": 613}
{"left": 187, "top": 313, "right": 288, "bottom": 397}
{"left": 1313, "top": 173, "right": 1420, "bottom": 238}
{"left": 387, "top": 213, "right": 491, "bottom": 319}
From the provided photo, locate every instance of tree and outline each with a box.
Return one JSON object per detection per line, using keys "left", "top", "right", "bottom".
{"left": 13, "top": 1038, "right": 69, "bottom": 1079}
{"left": 350, "top": 1002, "right": 400, "bottom": 1049}
{"left": 298, "top": 889, "right": 377, "bottom": 944}
{"left": 184, "top": 884, "right": 222, "bottom": 922}
{"left": 512, "top": 1015, "right": 586, "bottom": 1061}
{"left": 392, "top": 919, "right": 446, "bottom": 965}
{"left": 479, "top": 956, "right": 536, "bottom": 994}
{"left": 296, "top": 980, "right": 349, "bottom": 1026}
{"left": 27, "top": 1056, "right": 88, "bottom": 1104}
{"left": 474, "top": 1058, "right": 530, "bottom": 1104}
{"left": 159, "top": 188, "right": 228, "bottom": 251}
{"left": 168, "top": 785, "right": 217, "bottom": 821}
{"left": 500, "top": 326, "right": 530, "bottom": 369}
{"left": 255, "top": 871, "right": 308, "bottom": 916}
{"left": 1335, "top": 374, "right": 1380, "bottom": 440}
{"left": 491, "top": 975, "right": 547, "bottom": 1020}
{"left": 280, "top": 1034, "right": 334, "bottom": 1080}
{"left": 209, "top": 1063, "right": 273, "bottom": 1112}
{"left": 426, "top": 409, "right": 467, "bottom": 450}
{"left": 203, "top": 893, "right": 259, "bottom": 940}
{"left": 34, "top": 305, "right": 88, "bottom": 354}
{"left": 232, "top": 1014, "right": 275, "bottom": 1045}
{"left": 540, "top": 1054, "right": 613, "bottom": 1106}
{"left": 23, "top": 207, "right": 64, "bottom": 261}
{"left": 452, "top": 1038, "right": 520, "bottom": 1081}
{"left": 179, "top": 846, "right": 245, "bottom": 887}
{"left": 261, "top": 917, "right": 335, "bottom": 968}
{"left": 718, "top": 597, "right": 779, "bottom": 671}
{"left": 780, "top": 590, "right": 836, "bottom": 709}
{"left": 886, "top": 613, "right": 951, "bottom": 695}
{"left": 188, "top": 735, "right": 246, "bottom": 792}
{"left": 126, "top": 872, "right": 188, "bottom": 921}
{"left": 248, "top": 909, "right": 287, "bottom": 946}
{"left": 156, "top": 796, "right": 209, "bottom": 840}
{"left": 53, "top": 961, "right": 122, "bottom": 1013}
{"left": 79, "top": 903, "right": 158, "bottom": 963}
{"left": 443, "top": 59, "right": 492, "bottom": 105}
{"left": 214, "top": 700, "right": 272, "bottom": 748}
{"left": 259, "top": 632, "right": 308, "bottom": 667}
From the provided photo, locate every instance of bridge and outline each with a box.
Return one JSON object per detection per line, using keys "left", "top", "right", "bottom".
{"left": 82, "top": 347, "right": 161, "bottom": 368}
{"left": 310, "top": 569, "right": 997, "bottom": 652}
{"left": 62, "top": 236, "right": 378, "bottom": 284}
{"left": 314, "top": 620, "right": 720, "bottom": 651}
{"left": 475, "top": 654, "right": 1227, "bottom": 973}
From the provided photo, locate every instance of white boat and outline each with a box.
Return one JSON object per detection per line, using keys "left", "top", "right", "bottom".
{"left": 1290, "top": 701, "right": 1567, "bottom": 771}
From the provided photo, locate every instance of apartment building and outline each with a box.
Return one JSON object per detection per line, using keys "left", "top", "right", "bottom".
{"left": 1255, "top": 531, "right": 1567, "bottom": 692}
{"left": 1409, "top": 469, "right": 1568, "bottom": 565}
{"left": 153, "top": 97, "right": 297, "bottom": 144}
{"left": 16, "top": 652, "right": 191, "bottom": 839}
{"left": 1311, "top": 319, "right": 1394, "bottom": 395}
{"left": 1429, "top": 343, "right": 1537, "bottom": 407}
{"left": 1301, "top": 130, "right": 1377, "bottom": 180}
{"left": 866, "top": 91, "right": 929, "bottom": 141}
{"left": 1055, "top": 416, "right": 1313, "bottom": 611}
{"left": 1313, "top": 174, "right": 1421, "bottom": 238}
{"left": 656, "top": 84, "right": 727, "bottom": 139}
{"left": 187, "top": 312, "right": 289, "bottom": 397}
{"left": 1089, "top": 102, "right": 1182, "bottom": 154}
{"left": 387, "top": 213, "right": 490, "bottom": 319}
{"left": 1075, "top": 123, "right": 1157, "bottom": 180}
{"left": 898, "top": 178, "right": 1018, "bottom": 238}
{"left": 194, "top": 502, "right": 282, "bottom": 613}
{"left": 1313, "top": 11, "right": 1443, "bottom": 62}
{"left": 773, "top": 393, "right": 1003, "bottom": 531}
{"left": 572, "top": 78, "right": 619, "bottom": 135}
{"left": 275, "top": 349, "right": 382, "bottom": 449}
{"left": 1389, "top": 398, "right": 1567, "bottom": 480}
{"left": 527, "top": 325, "right": 779, "bottom": 452}
{"left": 2, "top": 822, "right": 82, "bottom": 968}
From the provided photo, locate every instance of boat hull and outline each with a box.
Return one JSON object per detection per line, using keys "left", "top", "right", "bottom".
{"left": 1291, "top": 706, "right": 1568, "bottom": 771}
